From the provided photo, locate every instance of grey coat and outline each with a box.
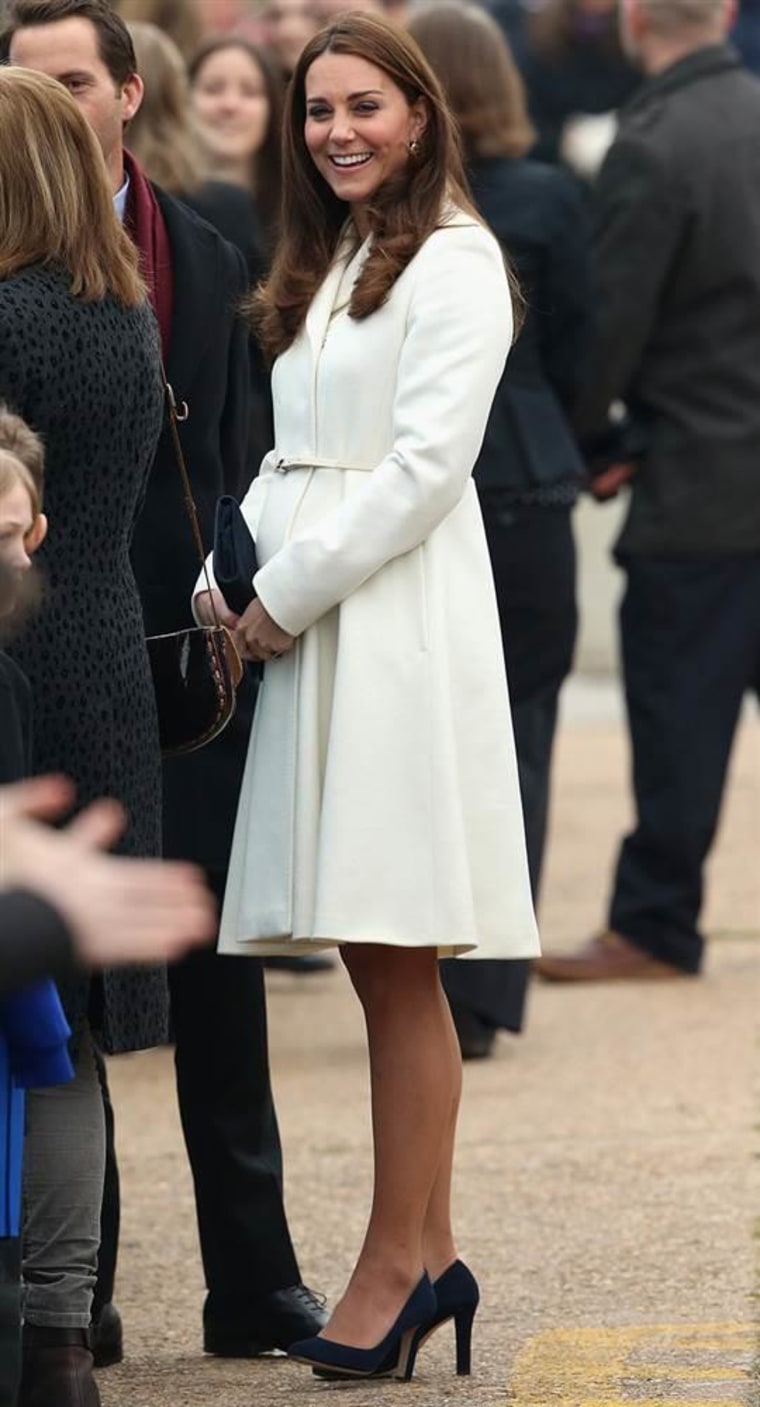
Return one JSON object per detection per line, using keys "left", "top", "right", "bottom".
{"left": 577, "top": 46, "right": 760, "bottom": 557}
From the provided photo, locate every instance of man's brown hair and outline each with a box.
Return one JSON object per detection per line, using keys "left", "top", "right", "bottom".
{"left": 0, "top": 0, "right": 138, "bottom": 85}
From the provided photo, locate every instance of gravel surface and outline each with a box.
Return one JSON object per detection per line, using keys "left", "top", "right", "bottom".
{"left": 100, "top": 710, "right": 759, "bottom": 1406}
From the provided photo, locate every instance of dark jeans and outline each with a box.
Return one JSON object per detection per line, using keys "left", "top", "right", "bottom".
{"left": 95, "top": 873, "right": 300, "bottom": 1321}
{"left": 442, "top": 501, "right": 578, "bottom": 1031}
{"left": 0, "top": 1238, "right": 21, "bottom": 1407}
{"left": 610, "top": 555, "right": 760, "bottom": 972}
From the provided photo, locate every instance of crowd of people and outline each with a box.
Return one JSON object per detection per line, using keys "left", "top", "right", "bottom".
{"left": 0, "top": 0, "right": 758, "bottom": 1403}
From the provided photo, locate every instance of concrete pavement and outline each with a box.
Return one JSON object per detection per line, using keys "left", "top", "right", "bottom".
{"left": 101, "top": 682, "right": 759, "bottom": 1406}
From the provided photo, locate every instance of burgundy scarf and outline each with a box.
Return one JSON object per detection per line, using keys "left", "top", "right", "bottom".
{"left": 123, "top": 149, "right": 174, "bottom": 361}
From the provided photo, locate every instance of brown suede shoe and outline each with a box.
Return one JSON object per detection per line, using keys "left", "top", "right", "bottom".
{"left": 20, "top": 1326, "right": 101, "bottom": 1407}
{"left": 533, "top": 930, "right": 687, "bottom": 983}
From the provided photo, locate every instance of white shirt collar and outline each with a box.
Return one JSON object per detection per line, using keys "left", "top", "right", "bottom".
{"left": 113, "top": 172, "right": 130, "bottom": 224}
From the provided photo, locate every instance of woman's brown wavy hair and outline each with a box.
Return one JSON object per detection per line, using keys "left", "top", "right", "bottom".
{"left": 251, "top": 11, "right": 479, "bottom": 363}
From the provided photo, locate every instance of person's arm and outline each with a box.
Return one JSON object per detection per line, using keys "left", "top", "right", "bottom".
{"left": 538, "top": 173, "right": 593, "bottom": 413}
{"left": 252, "top": 225, "right": 512, "bottom": 638}
{"left": 574, "top": 135, "right": 684, "bottom": 441}
{"left": 0, "top": 890, "right": 78, "bottom": 998}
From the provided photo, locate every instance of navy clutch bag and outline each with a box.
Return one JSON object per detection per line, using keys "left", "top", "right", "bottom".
{"left": 213, "top": 495, "right": 258, "bottom": 618}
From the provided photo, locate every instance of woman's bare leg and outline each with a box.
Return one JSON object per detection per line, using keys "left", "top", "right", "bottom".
{"left": 323, "top": 944, "right": 458, "bottom": 1348}
{"left": 421, "top": 981, "right": 462, "bottom": 1281}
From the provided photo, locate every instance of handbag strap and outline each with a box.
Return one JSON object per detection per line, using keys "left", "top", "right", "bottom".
{"left": 163, "top": 379, "right": 222, "bottom": 631}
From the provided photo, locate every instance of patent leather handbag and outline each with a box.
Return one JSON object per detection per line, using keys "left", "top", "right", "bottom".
{"left": 146, "top": 383, "right": 243, "bottom": 757}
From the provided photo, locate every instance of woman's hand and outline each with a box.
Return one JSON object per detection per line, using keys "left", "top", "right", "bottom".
{"left": 234, "top": 598, "right": 295, "bottom": 663}
{"left": 194, "top": 588, "right": 239, "bottom": 630}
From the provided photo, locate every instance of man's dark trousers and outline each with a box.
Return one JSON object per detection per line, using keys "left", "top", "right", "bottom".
{"left": 609, "top": 554, "right": 760, "bottom": 973}
{"left": 94, "top": 869, "right": 300, "bottom": 1320}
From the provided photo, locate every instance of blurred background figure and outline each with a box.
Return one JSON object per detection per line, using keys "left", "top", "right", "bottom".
{"left": 535, "top": 0, "right": 760, "bottom": 984}
{"left": 313, "top": 0, "right": 382, "bottom": 19}
{"left": 517, "top": 0, "right": 639, "bottom": 178}
{"left": 258, "top": 0, "right": 317, "bottom": 76}
{"left": 115, "top": 0, "right": 203, "bottom": 59}
{"left": 196, "top": 0, "right": 263, "bottom": 39}
{"left": 189, "top": 34, "right": 284, "bottom": 254}
{"left": 409, "top": 2, "right": 590, "bottom": 1059}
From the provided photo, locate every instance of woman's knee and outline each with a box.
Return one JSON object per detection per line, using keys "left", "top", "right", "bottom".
{"left": 342, "top": 944, "right": 438, "bottom": 1009}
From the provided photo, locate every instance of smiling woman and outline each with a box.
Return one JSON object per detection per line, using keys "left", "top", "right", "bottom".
{"left": 193, "top": 10, "right": 537, "bottom": 1388}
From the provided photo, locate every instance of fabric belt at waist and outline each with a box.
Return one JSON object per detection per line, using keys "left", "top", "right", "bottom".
{"left": 274, "top": 456, "right": 373, "bottom": 473}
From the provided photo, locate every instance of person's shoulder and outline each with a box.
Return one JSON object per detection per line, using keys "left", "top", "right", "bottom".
{"left": 153, "top": 181, "right": 246, "bottom": 278}
{"left": 419, "top": 208, "right": 504, "bottom": 267}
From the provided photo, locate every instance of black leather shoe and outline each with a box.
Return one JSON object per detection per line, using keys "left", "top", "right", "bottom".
{"left": 449, "top": 1003, "right": 496, "bottom": 1060}
{"left": 20, "top": 1326, "right": 101, "bottom": 1407}
{"left": 204, "top": 1284, "right": 328, "bottom": 1357}
{"left": 91, "top": 1302, "right": 123, "bottom": 1369}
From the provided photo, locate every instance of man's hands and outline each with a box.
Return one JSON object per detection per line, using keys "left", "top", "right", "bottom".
{"left": 0, "top": 777, "right": 216, "bottom": 967}
{"left": 588, "top": 462, "right": 637, "bottom": 502}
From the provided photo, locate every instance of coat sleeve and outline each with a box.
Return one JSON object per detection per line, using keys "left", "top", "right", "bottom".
{"left": 0, "top": 891, "right": 78, "bottom": 998}
{"left": 253, "top": 225, "right": 513, "bottom": 637}
{"left": 573, "top": 135, "right": 684, "bottom": 439}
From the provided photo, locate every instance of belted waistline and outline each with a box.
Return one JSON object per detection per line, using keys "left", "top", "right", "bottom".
{"left": 274, "top": 456, "right": 373, "bottom": 473}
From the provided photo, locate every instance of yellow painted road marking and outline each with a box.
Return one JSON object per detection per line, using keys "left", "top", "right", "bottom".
{"left": 508, "top": 1321, "right": 756, "bottom": 1405}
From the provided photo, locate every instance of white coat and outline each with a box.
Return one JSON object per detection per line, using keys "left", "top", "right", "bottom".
{"left": 196, "top": 211, "right": 540, "bottom": 961}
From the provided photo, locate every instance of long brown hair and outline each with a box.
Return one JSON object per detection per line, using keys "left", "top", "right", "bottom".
{"left": 128, "top": 21, "right": 204, "bottom": 194}
{"left": 408, "top": 4, "right": 536, "bottom": 162}
{"left": 252, "top": 11, "right": 477, "bottom": 363}
{"left": 189, "top": 38, "right": 285, "bottom": 248}
{"left": 0, "top": 68, "right": 145, "bottom": 305}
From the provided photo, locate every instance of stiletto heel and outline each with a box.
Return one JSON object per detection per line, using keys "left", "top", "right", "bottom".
{"left": 454, "top": 1303, "right": 476, "bottom": 1376}
{"left": 409, "top": 1259, "right": 480, "bottom": 1376}
{"left": 289, "top": 1274, "right": 436, "bottom": 1381}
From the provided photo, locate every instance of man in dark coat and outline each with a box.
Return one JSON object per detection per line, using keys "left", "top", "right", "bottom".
{"left": 2, "top": 0, "right": 325, "bottom": 1390}
{"left": 535, "top": 0, "right": 760, "bottom": 982}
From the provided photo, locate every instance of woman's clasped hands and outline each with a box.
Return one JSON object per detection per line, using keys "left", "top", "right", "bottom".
{"left": 196, "top": 588, "right": 295, "bottom": 662}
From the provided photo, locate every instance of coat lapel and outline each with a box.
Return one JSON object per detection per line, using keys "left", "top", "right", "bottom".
{"left": 305, "top": 233, "right": 372, "bottom": 364}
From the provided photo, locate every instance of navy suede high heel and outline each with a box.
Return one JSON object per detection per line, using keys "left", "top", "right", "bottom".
{"left": 288, "top": 1274, "right": 436, "bottom": 1381}
{"left": 410, "top": 1259, "right": 479, "bottom": 1376}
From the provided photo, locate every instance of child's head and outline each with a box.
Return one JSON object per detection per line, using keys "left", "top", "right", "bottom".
{"left": 0, "top": 406, "right": 47, "bottom": 619}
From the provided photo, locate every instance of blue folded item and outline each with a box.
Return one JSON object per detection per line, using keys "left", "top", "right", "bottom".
{"left": 1, "top": 981, "right": 73, "bottom": 1089}
{"left": 213, "top": 495, "right": 258, "bottom": 619}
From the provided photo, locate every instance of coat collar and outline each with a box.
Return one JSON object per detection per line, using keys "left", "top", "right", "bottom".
{"left": 623, "top": 43, "right": 740, "bottom": 120}
{"left": 305, "top": 231, "right": 370, "bottom": 362}
{"left": 303, "top": 205, "right": 478, "bottom": 361}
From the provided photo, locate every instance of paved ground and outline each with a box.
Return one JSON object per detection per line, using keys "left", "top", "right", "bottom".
{"left": 101, "top": 682, "right": 759, "bottom": 1406}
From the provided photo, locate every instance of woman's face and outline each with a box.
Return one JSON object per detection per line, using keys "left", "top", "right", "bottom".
{"left": 192, "top": 46, "right": 271, "bottom": 166}
{"left": 304, "top": 53, "right": 426, "bottom": 215}
{"left": 0, "top": 482, "right": 45, "bottom": 616}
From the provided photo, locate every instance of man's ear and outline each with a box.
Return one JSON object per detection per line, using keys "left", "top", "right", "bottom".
{"left": 121, "top": 72, "right": 144, "bottom": 125}
{"left": 25, "top": 513, "right": 48, "bottom": 555}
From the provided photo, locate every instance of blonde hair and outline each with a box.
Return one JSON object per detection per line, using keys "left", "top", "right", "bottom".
{"left": 0, "top": 405, "right": 45, "bottom": 520}
{"left": 0, "top": 67, "right": 146, "bottom": 305}
{"left": 128, "top": 21, "right": 203, "bottom": 194}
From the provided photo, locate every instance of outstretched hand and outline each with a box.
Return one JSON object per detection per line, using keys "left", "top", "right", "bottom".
{"left": 0, "top": 779, "right": 217, "bottom": 967}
